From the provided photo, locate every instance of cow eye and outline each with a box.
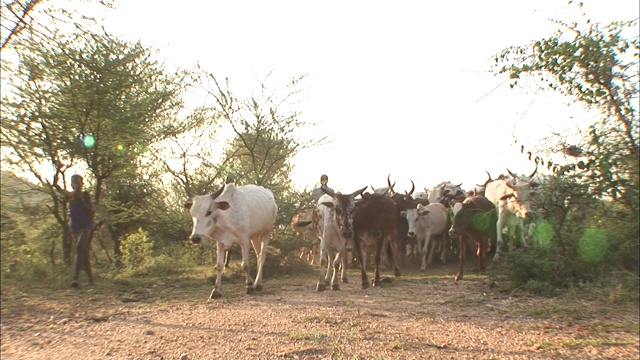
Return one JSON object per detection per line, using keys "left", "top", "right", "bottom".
{"left": 205, "top": 210, "right": 212, "bottom": 217}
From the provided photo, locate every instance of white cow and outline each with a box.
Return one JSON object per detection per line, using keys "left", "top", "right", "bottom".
{"left": 402, "top": 202, "right": 448, "bottom": 270}
{"left": 315, "top": 186, "right": 367, "bottom": 291}
{"left": 427, "top": 181, "right": 465, "bottom": 206}
{"left": 484, "top": 168, "right": 538, "bottom": 260}
{"left": 185, "top": 183, "right": 278, "bottom": 299}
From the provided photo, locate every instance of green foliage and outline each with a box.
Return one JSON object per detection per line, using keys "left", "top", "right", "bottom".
{"left": 492, "top": 7, "right": 639, "bottom": 297}
{"left": 120, "top": 228, "right": 154, "bottom": 270}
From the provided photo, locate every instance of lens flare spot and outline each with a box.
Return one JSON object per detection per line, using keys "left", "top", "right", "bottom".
{"left": 472, "top": 212, "right": 490, "bottom": 231}
{"left": 116, "top": 144, "right": 125, "bottom": 151}
{"left": 533, "top": 221, "right": 554, "bottom": 248}
{"left": 82, "top": 135, "right": 96, "bottom": 148}
{"left": 578, "top": 228, "right": 609, "bottom": 263}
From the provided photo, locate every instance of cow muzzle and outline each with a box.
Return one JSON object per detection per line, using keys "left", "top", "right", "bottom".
{"left": 190, "top": 235, "right": 202, "bottom": 244}
{"left": 342, "top": 231, "right": 353, "bottom": 238}
{"left": 448, "top": 228, "right": 459, "bottom": 237}
{"left": 407, "top": 231, "right": 415, "bottom": 237}
{"left": 523, "top": 211, "right": 533, "bottom": 219}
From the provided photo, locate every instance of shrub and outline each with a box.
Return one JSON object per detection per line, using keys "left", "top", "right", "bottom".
{"left": 120, "top": 228, "right": 154, "bottom": 270}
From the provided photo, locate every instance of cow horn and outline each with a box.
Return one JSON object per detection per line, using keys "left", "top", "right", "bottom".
{"left": 210, "top": 184, "right": 225, "bottom": 199}
{"left": 407, "top": 180, "right": 415, "bottom": 196}
{"left": 454, "top": 183, "right": 462, "bottom": 188}
{"left": 483, "top": 171, "right": 493, "bottom": 186}
{"left": 321, "top": 185, "right": 336, "bottom": 198}
{"left": 351, "top": 186, "right": 367, "bottom": 198}
{"left": 529, "top": 166, "right": 538, "bottom": 179}
{"left": 387, "top": 174, "right": 396, "bottom": 194}
{"left": 507, "top": 168, "right": 517, "bottom": 179}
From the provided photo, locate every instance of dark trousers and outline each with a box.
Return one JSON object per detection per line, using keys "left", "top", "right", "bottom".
{"left": 73, "top": 228, "right": 93, "bottom": 282}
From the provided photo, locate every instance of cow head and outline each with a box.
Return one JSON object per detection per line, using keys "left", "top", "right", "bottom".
{"left": 500, "top": 179, "right": 536, "bottom": 219}
{"left": 400, "top": 203, "right": 430, "bottom": 237}
{"left": 429, "top": 181, "right": 465, "bottom": 205}
{"left": 320, "top": 186, "right": 367, "bottom": 239}
{"left": 184, "top": 184, "right": 228, "bottom": 245}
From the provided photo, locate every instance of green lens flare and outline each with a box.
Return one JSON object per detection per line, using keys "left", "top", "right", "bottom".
{"left": 533, "top": 221, "right": 554, "bottom": 248}
{"left": 578, "top": 228, "right": 609, "bottom": 263}
{"left": 82, "top": 135, "right": 96, "bottom": 148}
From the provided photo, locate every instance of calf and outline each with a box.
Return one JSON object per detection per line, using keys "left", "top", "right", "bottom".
{"left": 291, "top": 208, "right": 319, "bottom": 264}
{"left": 402, "top": 203, "right": 448, "bottom": 271}
{"left": 185, "top": 183, "right": 277, "bottom": 299}
{"left": 352, "top": 192, "right": 401, "bottom": 289}
{"left": 449, "top": 195, "right": 497, "bottom": 281}
{"left": 315, "top": 186, "right": 367, "bottom": 291}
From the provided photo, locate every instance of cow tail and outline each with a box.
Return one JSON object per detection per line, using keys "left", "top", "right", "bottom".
{"left": 385, "top": 238, "right": 393, "bottom": 263}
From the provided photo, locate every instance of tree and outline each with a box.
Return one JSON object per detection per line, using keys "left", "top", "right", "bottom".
{"left": 207, "top": 72, "right": 326, "bottom": 224}
{"left": 1, "top": 30, "right": 188, "bottom": 265}
{"left": 1, "top": 0, "right": 115, "bottom": 51}
{"left": 494, "top": 13, "right": 639, "bottom": 213}
{"left": 493, "top": 5, "right": 639, "bottom": 280}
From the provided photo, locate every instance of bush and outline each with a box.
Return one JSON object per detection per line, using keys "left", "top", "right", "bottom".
{"left": 121, "top": 228, "right": 154, "bottom": 270}
{"left": 491, "top": 174, "right": 638, "bottom": 300}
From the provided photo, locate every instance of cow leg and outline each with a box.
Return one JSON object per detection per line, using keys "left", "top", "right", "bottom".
{"left": 455, "top": 235, "right": 466, "bottom": 281}
{"left": 372, "top": 237, "right": 383, "bottom": 287}
{"left": 239, "top": 242, "right": 255, "bottom": 295}
{"left": 352, "top": 238, "right": 370, "bottom": 290}
{"left": 331, "top": 249, "right": 344, "bottom": 290}
{"left": 516, "top": 222, "right": 528, "bottom": 249}
{"left": 440, "top": 235, "right": 449, "bottom": 264}
{"left": 340, "top": 249, "right": 349, "bottom": 284}
{"left": 493, "top": 214, "right": 507, "bottom": 260}
{"left": 210, "top": 243, "right": 228, "bottom": 299}
{"left": 420, "top": 233, "right": 431, "bottom": 271}
{"left": 389, "top": 236, "right": 402, "bottom": 277}
{"left": 427, "top": 234, "right": 443, "bottom": 268}
{"left": 316, "top": 242, "right": 330, "bottom": 291}
{"left": 477, "top": 235, "right": 486, "bottom": 274}
{"left": 251, "top": 234, "right": 269, "bottom": 292}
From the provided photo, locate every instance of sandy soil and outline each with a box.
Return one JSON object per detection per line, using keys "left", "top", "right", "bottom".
{"left": 1, "top": 265, "right": 638, "bottom": 360}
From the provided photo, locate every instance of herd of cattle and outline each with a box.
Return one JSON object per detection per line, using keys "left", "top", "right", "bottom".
{"left": 184, "top": 168, "right": 539, "bottom": 299}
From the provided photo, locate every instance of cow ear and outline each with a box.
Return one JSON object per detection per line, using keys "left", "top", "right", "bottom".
{"left": 500, "top": 194, "right": 514, "bottom": 201}
{"left": 216, "top": 201, "right": 231, "bottom": 210}
{"left": 419, "top": 209, "right": 431, "bottom": 216}
{"left": 184, "top": 200, "right": 193, "bottom": 210}
{"left": 399, "top": 210, "right": 407, "bottom": 217}
{"left": 321, "top": 201, "right": 334, "bottom": 209}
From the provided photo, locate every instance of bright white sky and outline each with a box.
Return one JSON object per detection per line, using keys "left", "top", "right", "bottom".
{"left": 97, "top": 0, "right": 638, "bottom": 193}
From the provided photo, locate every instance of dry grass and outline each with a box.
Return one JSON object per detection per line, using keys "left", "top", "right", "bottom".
{"left": 1, "top": 262, "right": 638, "bottom": 359}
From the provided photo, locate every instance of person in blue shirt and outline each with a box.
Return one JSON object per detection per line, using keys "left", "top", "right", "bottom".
{"left": 62, "top": 174, "right": 96, "bottom": 288}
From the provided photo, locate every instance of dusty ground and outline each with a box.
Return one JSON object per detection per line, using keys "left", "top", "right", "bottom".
{"left": 1, "top": 263, "right": 638, "bottom": 360}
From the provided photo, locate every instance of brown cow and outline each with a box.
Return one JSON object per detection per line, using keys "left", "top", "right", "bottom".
{"left": 448, "top": 195, "right": 497, "bottom": 281}
{"left": 352, "top": 192, "right": 401, "bottom": 289}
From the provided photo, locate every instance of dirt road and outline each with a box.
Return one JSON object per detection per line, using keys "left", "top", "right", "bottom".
{"left": 1, "top": 265, "right": 638, "bottom": 359}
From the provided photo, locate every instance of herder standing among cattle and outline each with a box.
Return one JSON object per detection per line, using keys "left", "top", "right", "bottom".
{"left": 312, "top": 174, "right": 334, "bottom": 201}
{"left": 60, "top": 174, "right": 96, "bottom": 288}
